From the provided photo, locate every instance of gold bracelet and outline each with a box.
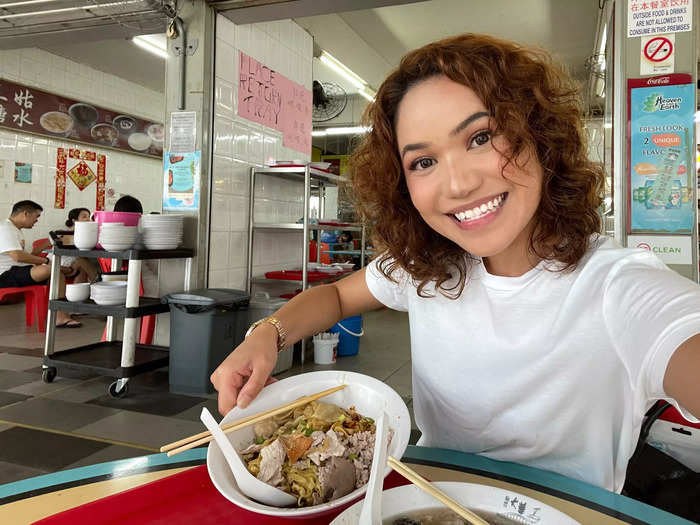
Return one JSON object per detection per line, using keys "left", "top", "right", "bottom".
{"left": 245, "top": 316, "right": 288, "bottom": 351}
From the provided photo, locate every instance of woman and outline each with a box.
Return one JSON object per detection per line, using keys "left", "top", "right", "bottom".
{"left": 211, "top": 34, "right": 700, "bottom": 493}
{"left": 61, "top": 207, "right": 97, "bottom": 283}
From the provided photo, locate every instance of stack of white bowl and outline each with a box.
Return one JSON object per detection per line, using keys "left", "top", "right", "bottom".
{"left": 141, "top": 214, "right": 184, "bottom": 250}
{"left": 90, "top": 281, "right": 128, "bottom": 305}
{"left": 65, "top": 282, "right": 90, "bottom": 302}
{"left": 73, "top": 221, "right": 99, "bottom": 250}
{"left": 99, "top": 223, "right": 138, "bottom": 251}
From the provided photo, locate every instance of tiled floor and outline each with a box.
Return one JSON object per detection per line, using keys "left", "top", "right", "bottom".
{"left": 0, "top": 300, "right": 416, "bottom": 484}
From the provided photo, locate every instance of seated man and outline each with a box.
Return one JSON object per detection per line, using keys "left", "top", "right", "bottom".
{"left": 0, "top": 200, "right": 80, "bottom": 328}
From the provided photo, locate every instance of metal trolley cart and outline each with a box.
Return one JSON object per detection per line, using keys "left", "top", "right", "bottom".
{"left": 41, "top": 239, "right": 193, "bottom": 398}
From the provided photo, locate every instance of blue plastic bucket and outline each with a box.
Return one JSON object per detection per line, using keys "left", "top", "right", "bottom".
{"left": 330, "top": 315, "right": 363, "bottom": 356}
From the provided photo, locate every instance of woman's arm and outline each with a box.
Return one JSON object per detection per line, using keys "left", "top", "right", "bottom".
{"left": 664, "top": 334, "right": 700, "bottom": 419}
{"left": 210, "top": 268, "right": 384, "bottom": 415}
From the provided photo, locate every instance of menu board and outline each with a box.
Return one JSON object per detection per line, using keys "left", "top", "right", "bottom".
{"left": 238, "top": 51, "right": 312, "bottom": 155}
{"left": 0, "top": 78, "right": 164, "bottom": 159}
{"left": 627, "top": 73, "right": 695, "bottom": 233}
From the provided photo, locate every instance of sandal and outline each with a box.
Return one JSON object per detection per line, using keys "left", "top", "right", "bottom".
{"left": 56, "top": 320, "right": 82, "bottom": 328}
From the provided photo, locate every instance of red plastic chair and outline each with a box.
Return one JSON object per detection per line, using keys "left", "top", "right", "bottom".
{"left": 32, "top": 238, "right": 51, "bottom": 258}
{"left": 97, "top": 258, "right": 155, "bottom": 345}
{"left": 0, "top": 285, "right": 49, "bottom": 332}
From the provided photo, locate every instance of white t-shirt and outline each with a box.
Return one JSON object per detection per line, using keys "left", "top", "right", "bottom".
{"left": 0, "top": 219, "right": 30, "bottom": 274}
{"left": 365, "top": 236, "right": 700, "bottom": 492}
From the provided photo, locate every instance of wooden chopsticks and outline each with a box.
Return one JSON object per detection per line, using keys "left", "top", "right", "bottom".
{"left": 387, "top": 456, "right": 490, "bottom": 525}
{"left": 161, "top": 384, "right": 347, "bottom": 457}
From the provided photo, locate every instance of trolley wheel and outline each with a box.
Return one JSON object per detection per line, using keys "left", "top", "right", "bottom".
{"left": 108, "top": 380, "right": 129, "bottom": 398}
{"left": 42, "top": 367, "right": 57, "bottom": 383}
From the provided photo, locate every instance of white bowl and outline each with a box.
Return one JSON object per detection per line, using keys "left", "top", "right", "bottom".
{"left": 65, "top": 283, "right": 90, "bottom": 302}
{"left": 330, "top": 481, "right": 580, "bottom": 524}
{"left": 206, "top": 370, "right": 411, "bottom": 519}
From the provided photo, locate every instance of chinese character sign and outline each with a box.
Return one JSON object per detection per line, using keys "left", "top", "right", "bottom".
{"left": 0, "top": 78, "right": 164, "bottom": 159}
{"left": 628, "top": 74, "right": 695, "bottom": 233}
{"left": 237, "top": 52, "right": 312, "bottom": 155}
{"left": 55, "top": 148, "right": 106, "bottom": 211}
{"left": 628, "top": 0, "right": 693, "bottom": 38}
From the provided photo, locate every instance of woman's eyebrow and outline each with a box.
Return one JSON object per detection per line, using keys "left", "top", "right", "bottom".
{"left": 449, "top": 111, "right": 490, "bottom": 137}
{"left": 400, "top": 111, "right": 490, "bottom": 158}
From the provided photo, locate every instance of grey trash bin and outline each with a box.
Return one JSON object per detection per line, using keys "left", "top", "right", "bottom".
{"left": 163, "top": 288, "right": 249, "bottom": 395}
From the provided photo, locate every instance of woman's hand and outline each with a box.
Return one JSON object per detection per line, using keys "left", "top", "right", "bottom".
{"left": 210, "top": 323, "right": 279, "bottom": 416}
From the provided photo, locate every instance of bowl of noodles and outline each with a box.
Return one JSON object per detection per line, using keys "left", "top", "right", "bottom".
{"left": 206, "top": 370, "right": 411, "bottom": 518}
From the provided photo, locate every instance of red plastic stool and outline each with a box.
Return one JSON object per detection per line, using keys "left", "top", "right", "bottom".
{"left": 0, "top": 285, "right": 49, "bottom": 332}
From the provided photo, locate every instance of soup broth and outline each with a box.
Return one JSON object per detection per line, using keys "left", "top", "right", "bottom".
{"left": 385, "top": 507, "right": 515, "bottom": 525}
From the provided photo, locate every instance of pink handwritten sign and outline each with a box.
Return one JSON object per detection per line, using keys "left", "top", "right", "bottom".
{"left": 238, "top": 51, "right": 312, "bottom": 155}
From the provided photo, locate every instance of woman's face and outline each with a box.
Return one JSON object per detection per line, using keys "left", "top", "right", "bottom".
{"left": 77, "top": 210, "right": 91, "bottom": 222}
{"left": 395, "top": 75, "right": 543, "bottom": 264}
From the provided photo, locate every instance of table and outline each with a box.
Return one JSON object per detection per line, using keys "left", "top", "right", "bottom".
{"left": 0, "top": 446, "right": 692, "bottom": 524}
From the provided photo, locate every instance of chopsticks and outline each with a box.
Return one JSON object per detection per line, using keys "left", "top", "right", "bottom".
{"left": 387, "top": 456, "right": 490, "bottom": 525}
{"left": 161, "top": 384, "right": 347, "bottom": 457}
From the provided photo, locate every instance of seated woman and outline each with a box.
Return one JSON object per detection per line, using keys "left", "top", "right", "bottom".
{"left": 60, "top": 208, "right": 97, "bottom": 283}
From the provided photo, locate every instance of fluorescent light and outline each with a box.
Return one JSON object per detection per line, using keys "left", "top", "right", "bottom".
{"left": 0, "top": 0, "right": 142, "bottom": 20}
{"left": 604, "top": 123, "right": 612, "bottom": 129}
{"left": 133, "top": 35, "right": 168, "bottom": 59}
{"left": 319, "top": 51, "right": 366, "bottom": 91}
{"left": 1, "top": 0, "right": 60, "bottom": 8}
{"left": 312, "top": 126, "right": 370, "bottom": 137}
{"left": 358, "top": 87, "right": 376, "bottom": 102}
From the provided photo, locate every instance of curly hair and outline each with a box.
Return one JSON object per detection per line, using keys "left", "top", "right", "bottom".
{"left": 349, "top": 33, "right": 603, "bottom": 297}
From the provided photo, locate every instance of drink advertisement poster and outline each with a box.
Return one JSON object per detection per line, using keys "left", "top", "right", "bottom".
{"left": 163, "top": 151, "right": 200, "bottom": 211}
{"left": 627, "top": 74, "right": 695, "bottom": 233}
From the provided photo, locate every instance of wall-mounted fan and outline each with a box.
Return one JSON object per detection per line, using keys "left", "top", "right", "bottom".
{"left": 312, "top": 81, "right": 348, "bottom": 122}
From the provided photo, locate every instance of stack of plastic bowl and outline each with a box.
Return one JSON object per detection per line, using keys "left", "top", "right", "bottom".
{"left": 141, "top": 214, "right": 184, "bottom": 250}
{"left": 90, "top": 281, "right": 128, "bottom": 305}
{"left": 98, "top": 223, "right": 138, "bottom": 251}
{"left": 73, "top": 221, "right": 99, "bottom": 250}
{"left": 65, "top": 283, "right": 90, "bottom": 302}
{"left": 93, "top": 211, "right": 141, "bottom": 249}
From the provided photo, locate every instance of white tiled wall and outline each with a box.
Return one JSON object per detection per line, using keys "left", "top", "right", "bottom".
{"left": 211, "top": 15, "right": 312, "bottom": 290}
{"left": 0, "top": 48, "right": 165, "bottom": 250}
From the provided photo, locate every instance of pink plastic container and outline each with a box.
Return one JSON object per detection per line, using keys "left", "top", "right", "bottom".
{"left": 93, "top": 211, "right": 141, "bottom": 248}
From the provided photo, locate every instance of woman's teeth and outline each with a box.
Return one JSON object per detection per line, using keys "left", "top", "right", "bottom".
{"left": 453, "top": 193, "right": 506, "bottom": 222}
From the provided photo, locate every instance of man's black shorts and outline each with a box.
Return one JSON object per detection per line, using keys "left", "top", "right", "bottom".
{"left": 0, "top": 265, "right": 45, "bottom": 288}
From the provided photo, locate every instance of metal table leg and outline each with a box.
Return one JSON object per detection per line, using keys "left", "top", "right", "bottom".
{"left": 43, "top": 254, "right": 62, "bottom": 360}
{"left": 105, "top": 258, "right": 119, "bottom": 342}
{"left": 113, "top": 259, "right": 142, "bottom": 396}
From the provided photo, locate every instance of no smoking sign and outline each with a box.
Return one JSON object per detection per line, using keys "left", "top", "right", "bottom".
{"left": 641, "top": 34, "right": 674, "bottom": 75}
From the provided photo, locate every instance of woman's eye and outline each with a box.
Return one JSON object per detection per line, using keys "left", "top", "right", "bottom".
{"left": 470, "top": 131, "right": 491, "bottom": 148}
{"left": 410, "top": 157, "right": 435, "bottom": 171}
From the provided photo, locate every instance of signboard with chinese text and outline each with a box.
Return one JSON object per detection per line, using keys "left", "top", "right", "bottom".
{"left": 0, "top": 78, "right": 164, "bottom": 159}
{"left": 627, "top": 74, "right": 695, "bottom": 233}
{"left": 237, "top": 52, "right": 312, "bottom": 155}
{"left": 628, "top": 0, "right": 692, "bottom": 38}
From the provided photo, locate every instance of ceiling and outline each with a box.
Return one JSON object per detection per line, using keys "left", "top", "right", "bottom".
{"left": 0, "top": 1, "right": 604, "bottom": 104}
{"left": 297, "top": 0, "right": 601, "bottom": 92}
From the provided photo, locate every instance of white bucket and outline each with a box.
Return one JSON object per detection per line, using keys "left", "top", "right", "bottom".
{"left": 313, "top": 333, "right": 338, "bottom": 365}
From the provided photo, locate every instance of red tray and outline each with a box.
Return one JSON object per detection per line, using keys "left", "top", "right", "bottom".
{"left": 35, "top": 465, "right": 411, "bottom": 525}
{"left": 265, "top": 270, "right": 350, "bottom": 282}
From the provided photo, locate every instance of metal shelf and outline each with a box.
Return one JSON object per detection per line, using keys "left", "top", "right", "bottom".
{"left": 252, "top": 166, "right": 347, "bottom": 185}
{"left": 253, "top": 223, "right": 363, "bottom": 232}
{"left": 43, "top": 341, "right": 169, "bottom": 378}
{"left": 49, "top": 297, "right": 169, "bottom": 318}
{"left": 52, "top": 247, "right": 194, "bottom": 261}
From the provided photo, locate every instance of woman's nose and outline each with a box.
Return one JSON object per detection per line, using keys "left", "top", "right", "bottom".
{"left": 443, "top": 153, "right": 481, "bottom": 198}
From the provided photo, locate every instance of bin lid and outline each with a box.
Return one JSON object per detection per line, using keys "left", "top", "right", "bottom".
{"left": 162, "top": 288, "right": 249, "bottom": 307}
{"left": 249, "top": 291, "right": 288, "bottom": 309}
